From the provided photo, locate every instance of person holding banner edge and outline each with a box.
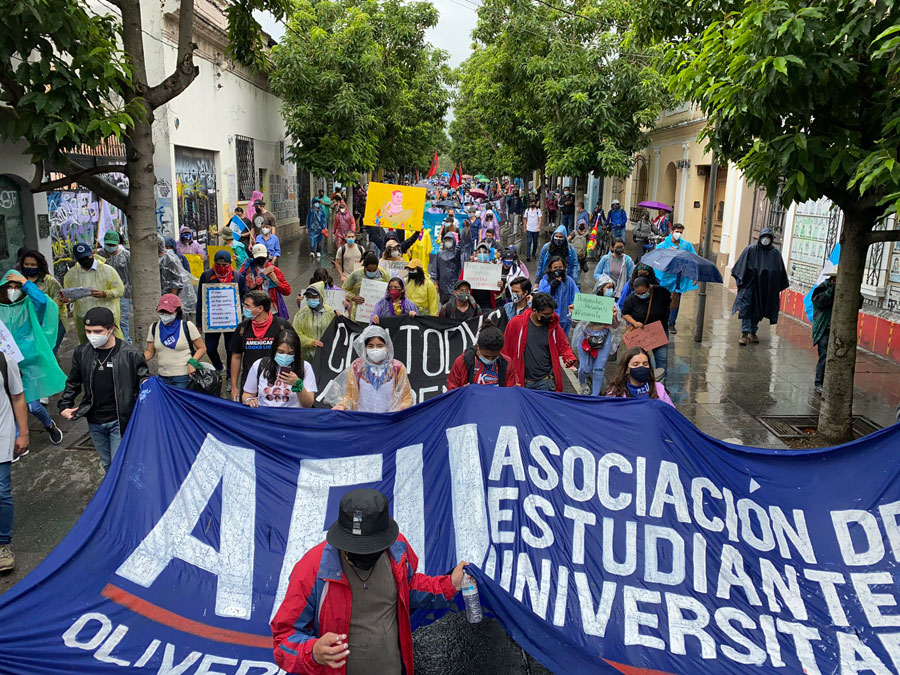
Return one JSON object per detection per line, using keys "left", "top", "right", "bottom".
{"left": 447, "top": 319, "right": 518, "bottom": 388}
{"left": 271, "top": 488, "right": 468, "bottom": 674}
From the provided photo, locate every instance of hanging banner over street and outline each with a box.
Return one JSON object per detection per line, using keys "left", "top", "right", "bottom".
{"left": 2, "top": 382, "right": 900, "bottom": 674}
{"left": 311, "top": 315, "right": 484, "bottom": 404}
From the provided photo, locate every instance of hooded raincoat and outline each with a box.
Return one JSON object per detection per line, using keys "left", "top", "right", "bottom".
{"left": 403, "top": 272, "right": 439, "bottom": 316}
{"left": 328, "top": 325, "right": 413, "bottom": 412}
{"left": 537, "top": 270, "right": 580, "bottom": 335}
{"left": 731, "top": 228, "right": 789, "bottom": 325}
{"left": 175, "top": 226, "right": 206, "bottom": 259}
{"left": 292, "top": 282, "right": 336, "bottom": 363}
{"left": 158, "top": 236, "right": 198, "bottom": 315}
{"left": 0, "top": 271, "right": 66, "bottom": 401}
{"left": 429, "top": 236, "right": 463, "bottom": 303}
{"left": 536, "top": 225, "right": 579, "bottom": 279}
{"left": 306, "top": 204, "right": 327, "bottom": 251}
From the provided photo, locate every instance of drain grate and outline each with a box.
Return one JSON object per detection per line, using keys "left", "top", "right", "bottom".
{"left": 756, "top": 415, "right": 881, "bottom": 439}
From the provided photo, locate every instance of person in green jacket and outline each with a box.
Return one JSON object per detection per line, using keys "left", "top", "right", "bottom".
{"left": 811, "top": 270, "right": 836, "bottom": 395}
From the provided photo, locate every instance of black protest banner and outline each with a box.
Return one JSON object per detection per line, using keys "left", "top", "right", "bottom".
{"left": 311, "top": 315, "right": 484, "bottom": 405}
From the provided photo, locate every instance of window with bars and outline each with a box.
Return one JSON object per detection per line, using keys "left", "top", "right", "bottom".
{"left": 236, "top": 135, "right": 255, "bottom": 201}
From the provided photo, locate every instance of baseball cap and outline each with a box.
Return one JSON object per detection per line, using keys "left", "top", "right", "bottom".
{"left": 254, "top": 199, "right": 265, "bottom": 206}
{"left": 251, "top": 244, "right": 268, "bottom": 258}
{"left": 73, "top": 242, "right": 93, "bottom": 260}
{"left": 611, "top": 199, "right": 620, "bottom": 205}
{"left": 103, "top": 231, "right": 120, "bottom": 245}
{"left": 454, "top": 279, "right": 472, "bottom": 290}
{"left": 213, "top": 250, "right": 232, "bottom": 264}
{"left": 157, "top": 294, "right": 182, "bottom": 313}
{"left": 406, "top": 258, "right": 424, "bottom": 271}
{"left": 83, "top": 306, "right": 115, "bottom": 328}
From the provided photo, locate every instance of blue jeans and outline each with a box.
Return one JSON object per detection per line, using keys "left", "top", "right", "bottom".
{"left": 612, "top": 227, "right": 626, "bottom": 243}
{"left": 669, "top": 304, "right": 680, "bottom": 326}
{"left": 120, "top": 297, "right": 133, "bottom": 343}
{"left": 54, "top": 319, "right": 66, "bottom": 354}
{"left": 651, "top": 343, "right": 669, "bottom": 378}
{"left": 741, "top": 317, "right": 759, "bottom": 334}
{"left": 577, "top": 331, "right": 614, "bottom": 395}
{"left": 0, "top": 462, "right": 11, "bottom": 545}
{"left": 27, "top": 400, "right": 53, "bottom": 430}
{"left": 527, "top": 231, "right": 540, "bottom": 259}
{"left": 525, "top": 376, "right": 555, "bottom": 391}
{"left": 561, "top": 213, "right": 574, "bottom": 233}
{"left": 204, "top": 331, "right": 234, "bottom": 372}
{"left": 310, "top": 236, "right": 324, "bottom": 255}
{"left": 160, "top": 374, "right": 191, "bottom": 388}
{"left": 89, "top": 420, "right": 122, "bottom": 471}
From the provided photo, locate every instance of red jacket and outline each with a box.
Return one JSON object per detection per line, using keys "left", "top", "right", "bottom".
{"left": 502, "top": 309, "right": 576, "bottom": 392}
{"left": 446, "top": 347, "right": 519, "bottom": 389}
{"left": 271, "top": 535, "right": 457, "bottom": 674}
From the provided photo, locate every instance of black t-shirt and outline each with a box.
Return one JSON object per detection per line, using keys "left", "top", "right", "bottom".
{"left": 559, "top": 194, "right": 576, "bottom": 214}
{"left": 232, "top": 316, "right": 294, "bottom": 386}
{"left": 524, "top": 320, "right": 552, "bottom": 380}
{"left": 621, "top": 285, "right": 672, "bottom": 329}
{"left": 87, "top": 344, "right": 118, "bottom": 424}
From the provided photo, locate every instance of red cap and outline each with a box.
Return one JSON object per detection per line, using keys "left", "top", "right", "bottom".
{"left": 157, "top": 293, "right": 182, "bottom": 313}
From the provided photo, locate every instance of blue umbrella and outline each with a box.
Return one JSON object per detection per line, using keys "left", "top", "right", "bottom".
{"left": 641, "top": 248, "right": 723, "bottom": 283}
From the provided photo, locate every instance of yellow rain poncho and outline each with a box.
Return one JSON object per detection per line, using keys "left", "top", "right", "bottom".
{"left": 292, "top": 281, "right": 336, "bottom": 363}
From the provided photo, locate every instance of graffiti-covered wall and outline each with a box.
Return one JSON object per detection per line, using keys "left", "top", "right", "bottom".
{"left": 48, "top": 187, "right": 127, "bottom": 279}
{"left": 174, "top": 146, "right": 218, "bottom": 245}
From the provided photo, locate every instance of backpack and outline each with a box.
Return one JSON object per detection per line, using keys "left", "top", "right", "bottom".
{"left": 463, "top": 346, "right": 508, "bottom": 387}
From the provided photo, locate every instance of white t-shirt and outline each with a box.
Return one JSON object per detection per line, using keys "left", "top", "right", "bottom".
{"left": 147, "top": 320, "right": 202, "bottom": 376}
{"left": 0, "top": 359, "right": 25, "bottom": 463}
{"left": 243, "top": 359, "right": 318, "bottom": 408}
{"left": 525, "top": 208, "right": 542, "bottom": 232}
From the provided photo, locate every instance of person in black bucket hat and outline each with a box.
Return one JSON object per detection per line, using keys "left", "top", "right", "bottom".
{"left": 272, "top": 488, "right": 469, "bottom": 674}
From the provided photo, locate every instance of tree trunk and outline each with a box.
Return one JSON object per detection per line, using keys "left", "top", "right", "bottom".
{"left": 817, "top": 210, "right": 870, "bottom": 442}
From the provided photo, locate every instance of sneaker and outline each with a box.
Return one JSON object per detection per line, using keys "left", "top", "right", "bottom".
{"left": 654, "top": 367, "right": 666, "bottom": 382}
{"left": 39, "top": 397, "right": 49, "bottom": 405}
{"left": 11, "top": 449, "right": 28, "bottom": 463}
{"left": 526, "top": 257, "right": 531, "bottom": 262}
{"left": 748, "top": 333, "right": 759, "bottom": 344}
{"left": 668, "top": 324, "right": 677, "bottom": 335}
{"left": 815, "top": 385, "right": 823, "bottom": 395}
{"left": 316, "top": 252, "right": 322, "bottom": 260}
{"left": 309, "top": 252, "right": 315, "bottom": 260}
{"left": 0, "top": 545, "right": 15, "bottom": 572}
{"left": 580, "top": 383, "right": 592, "bottom": 396}
{"left": 739, "top": 333, "right": 748, "bottom": 346}
{"left": 225, "top": 379, "right": 232, "bottom": 394}
{"left": 47, "top": 423, "right": 63, "bottom": 445}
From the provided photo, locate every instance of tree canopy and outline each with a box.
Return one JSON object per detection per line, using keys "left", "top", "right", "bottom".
{"left": 271, "top": 0, "right": 453, "bottom": 184}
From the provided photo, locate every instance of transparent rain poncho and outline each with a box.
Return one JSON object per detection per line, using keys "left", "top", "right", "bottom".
{"left": 158, "top": 235, "right": 197, "bottom": 315}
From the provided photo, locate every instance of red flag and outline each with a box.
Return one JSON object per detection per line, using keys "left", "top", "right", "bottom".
{"left": 426, "top": 151, "right": 438, "bottom": 178}
{"left": 449, "top": 165, "right": 460, "bottom": 189}
{"left": 415, "top": 168, "right": 420, "bottom": 183}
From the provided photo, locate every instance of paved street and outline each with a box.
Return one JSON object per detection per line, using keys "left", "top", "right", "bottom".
{"left": 1, "top": 235, "right": 897, "bottom": 673}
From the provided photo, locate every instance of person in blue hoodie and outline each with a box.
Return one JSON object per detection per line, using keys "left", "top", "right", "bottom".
{"left": 655, "top": 223, "right": 697, "bottom": 335}
{"left": 536, "top": 224, "right": 579, "bottom": 279}
{"left": 538, "top": 255, "right": 579, "bottom": 334}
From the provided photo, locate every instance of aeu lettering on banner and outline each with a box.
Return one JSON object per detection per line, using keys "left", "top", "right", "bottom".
{"left": 572, "top": 293, "right": 614, "bottom": 323}
{"left": 623, "top": 319, "right": 669, "bottom": 351}
{"left": 202, "top": 282, "right": 241, "bottom": 333}
{"left": 464, "top": 261, "right": 502, "bottom": 291}
{"left": 356, "top": 279, "right": 388, "bottom": 323}
{"left": 324, "top": 288, "right": 346, "bottom": 311}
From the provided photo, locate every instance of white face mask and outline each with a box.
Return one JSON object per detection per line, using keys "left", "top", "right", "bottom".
{"left": 262, "top": 227, "right": 271, "bottom": 236}
{"left": 87, "top": 332, "right": 111, "bottom": 349}
{"left": 366, "top": 347, "right": 387, "bottom": 364}
{"left": 444, "top": 241, "right": 454, "bottom": 250}
{"left": 6, "top": 288, "right": 21, "bottom": 303}
{"left": 672, "top": 232, "right": 682, "bottom": 242}
{"left": 158, "top": 312, "right": 176, "bottom": 325}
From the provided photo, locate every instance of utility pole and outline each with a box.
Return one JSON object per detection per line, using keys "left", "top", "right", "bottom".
{"left": 694, "top": 153, "right": 718, "bottom": 343}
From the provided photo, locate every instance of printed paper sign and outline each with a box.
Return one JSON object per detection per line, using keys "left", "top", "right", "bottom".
{"left": 622, "top": 319, "right": 669, "bottom": 351}
{"left": 356, "top": 279, "right": 388, "bottom": 322}
{"left": 463, "top": 261, "right": 502, "bottom": 291}
{"left": 383, "top": 260, "right": 408, "bottom": 279}
{"left": 0, "top": 319, "right": 24, "bottom": 362}
{"left": 60, "top": 287, "right": 93, "bottom": 301}
{"left": 324, "top": 288, "right": 346, "bottom": 312}
{"left": 572, "top": 293, "right": 614, "bottom": 324}
{"left": 364, "top": 182, "right": 426, "bottom": 231}
{"left": 202, "top": 283, "right": 241, "bottom": 333}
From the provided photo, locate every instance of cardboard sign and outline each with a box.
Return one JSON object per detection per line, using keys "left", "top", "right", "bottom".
{"left": 364, "top": 182, "right": 426, "bottom": 231}
{"left": 324, "top": 288, "right": 346, "bottom": 312}
{"left": 184, "top": 253, "right": 205, "bottom": 279}
{"left": 201, "top": 283, "right": 241, "bottom": 333}
{"left": 463, "top": 261, "right": 503, "bottom": 291}
{"left": 622, "top": 320, "right": 669, "bottom": 351}
{"left": 356, "top": 279, "right": 388, "bottom": 322}
{"left": 206, "top": 245, "right": 237, "bottom": 270}
{"left": 0, "top": 319, "right": 24, "bottom": 363}
{"left": 572, "top": 293, "right": 614, "bottom": 324}
{"left": 383, "top": 260, "right": 408, "bottom": 279}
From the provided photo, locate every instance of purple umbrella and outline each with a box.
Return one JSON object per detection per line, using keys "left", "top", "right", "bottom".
{"left": 637, "top": 200, "right": 672, "bottom": 212}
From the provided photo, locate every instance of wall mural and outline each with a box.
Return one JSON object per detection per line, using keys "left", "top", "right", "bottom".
{"left": 175, "top": 147, "right": 217, "bottom": 246}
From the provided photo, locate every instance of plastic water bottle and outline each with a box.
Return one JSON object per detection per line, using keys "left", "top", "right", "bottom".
{"left": 461, "top": 573, "right": 483, "bottom": 623}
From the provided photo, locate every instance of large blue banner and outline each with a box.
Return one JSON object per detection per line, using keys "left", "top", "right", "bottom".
{"left": 2, "top": 380, "right": 900, "bottom": 674}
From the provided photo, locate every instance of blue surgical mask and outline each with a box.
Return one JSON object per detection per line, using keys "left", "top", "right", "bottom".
{"left": 243, "top": 307, "right": 255, "bottom": 319}
{"left": 274, "top": 353, "right": 294, "bottom": 367}
{"left": 636, "top": 292, "right": 650, "bottom": 300}
{"left": 365, "top": 270, "right": 379, "bottom": 279}
{"left": 307, "top": 298, "right": 321, "bottom": 309}
{"left": 478, "top": 253, "right": 489, "bottom": 263}
{"left": 603, "top": 288, "right": 614, "bottom": 298}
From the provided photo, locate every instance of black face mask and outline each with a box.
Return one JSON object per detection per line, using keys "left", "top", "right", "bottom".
{"left": 78, "top": 258, "right": 94, "bottom": 269}
{"left": 408, "top": 270, "right": 423, "bottom": 281}
{"left": 629, "top": 366, "right": 652, "bottom": 384}
{"left": 254, "top": 257, "right": 268, "bottom": 267}
{"left": 537, "top": 314, "right": 552, "bottom": 325}
{"left": 552, "top": 269, "right": 564, "bottom": 278}
{"left": 22, "top": 267, "right": 39, "bottom": 277}
{"left": 346, "top": 550, "right": 384, "bottom": 571}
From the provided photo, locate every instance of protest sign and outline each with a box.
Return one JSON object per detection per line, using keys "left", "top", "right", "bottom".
{"left": 201, "top": 283, "right": 241, "bottom": 333}
{"left": 60, "top": 286, "right": 93, "bottom": 301}
{"left": 312, "top": 314, "right": 483, "bottom": 405}
{"left": 0, "top": 319, "right": 24, "bottom": 362}
{"left": 183, "top": 253, "right": 204, "bottom": 279}
{"left": 572, "top": 293, "right": 614, "bottom": 323}
{"left": 356, "top": 279, "right": 388, "bottom": 322}
{"left": 364, "top": 182, "right": 426, "bottom": 231}
{"left": 464, "top": 261, "right": 502, "bottom": 291}
{"left": 206, "top": 245, "right": 236, "bottom": 269}
{"left": 383, "top": 260, "right": 408, "bottom": 279}
{"left": 622, "top": 319, "right": 669, "bottom": 350}
{"left": 324, "top": 288, "right": 346, "bottom": 312}
{"left": 4, "top": 381, "right": 900, "bottom": 675}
